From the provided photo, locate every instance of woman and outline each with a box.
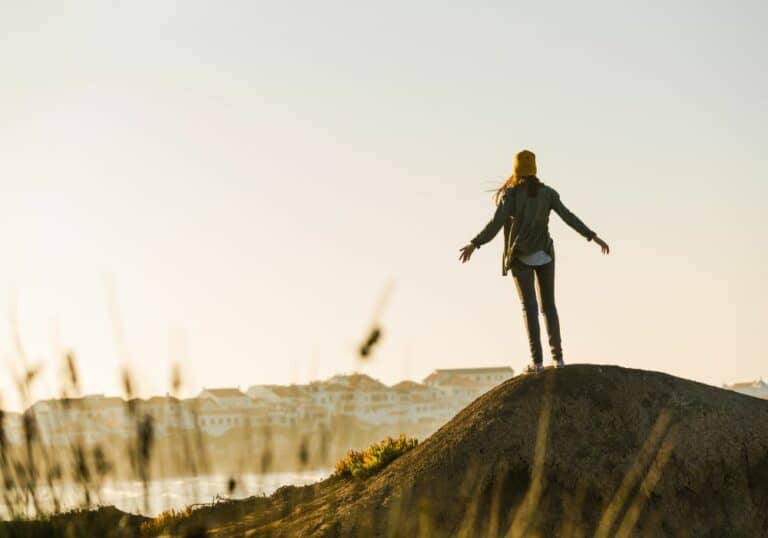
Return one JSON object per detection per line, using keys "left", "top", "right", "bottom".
{"left": 459, "top": 150, "right": 610, "bottom": 374}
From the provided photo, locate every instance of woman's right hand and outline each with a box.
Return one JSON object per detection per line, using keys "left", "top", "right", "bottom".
{"left": 459, "top": 243, "right": 476, "bottom": 263}
{"left": 593, "top": 236, "right": 610, "bottom": 254}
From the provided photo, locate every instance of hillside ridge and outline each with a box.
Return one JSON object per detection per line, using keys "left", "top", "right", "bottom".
{"left": 7, "top": 364, "right": 768, "bottom": 537}
{"left": 244, "top": 364, "right": 768, "bottom": 537}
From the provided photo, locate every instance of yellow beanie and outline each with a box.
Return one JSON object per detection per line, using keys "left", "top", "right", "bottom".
{"left": 513, "top": 150, "right": 537, "bottom": 177}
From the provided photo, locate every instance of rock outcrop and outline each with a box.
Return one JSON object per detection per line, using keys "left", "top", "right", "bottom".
{"left": 241, "top": 365, "right": 768, "bottom": 537}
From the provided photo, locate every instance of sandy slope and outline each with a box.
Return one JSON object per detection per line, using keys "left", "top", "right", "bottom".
{"left": 215, "top": 365, "right": 768, "bottom": 537}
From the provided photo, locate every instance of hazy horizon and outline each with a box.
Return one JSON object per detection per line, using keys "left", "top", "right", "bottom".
{"left": 2, "top": 1, "right": 767, "bottom": 412}
{"left": 1, "top": 360, "right": 761, "bottom": 414}
{"left": 3, "top": 363, "right": 518, "bottom": 412}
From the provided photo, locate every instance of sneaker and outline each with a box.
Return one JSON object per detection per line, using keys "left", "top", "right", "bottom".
{"left": 523, "top": 363, "right": 544, "bottom": 374}
{"left": 553, "top": 359, "right": 565, "bottom": 369}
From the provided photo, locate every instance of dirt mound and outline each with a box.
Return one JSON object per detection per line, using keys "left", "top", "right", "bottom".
{"left": 230, "top": 365, "right": 768, "bottom": 537}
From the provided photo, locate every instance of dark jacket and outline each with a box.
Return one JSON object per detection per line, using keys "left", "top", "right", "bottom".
{"left": 470, "top": 182, "right": 596, "bottom": 275}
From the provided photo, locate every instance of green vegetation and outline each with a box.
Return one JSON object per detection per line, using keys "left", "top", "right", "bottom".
{"left": 333, "top": 434, "right": 418, "bottom": 479}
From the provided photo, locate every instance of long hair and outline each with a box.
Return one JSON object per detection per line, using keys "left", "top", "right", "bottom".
{"left": 494, "top": 175, "right": 541, "bottom": 205}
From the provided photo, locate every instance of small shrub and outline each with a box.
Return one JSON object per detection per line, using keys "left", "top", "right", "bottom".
{"left": 140, "top": 506, "right": 193, "bottom": 536}
{"left": 333, "top": 435, "right": 418, "bottom": 479}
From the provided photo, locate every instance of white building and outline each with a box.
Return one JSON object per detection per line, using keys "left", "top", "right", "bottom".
{"left": 390, "top": 381, "right": 452, "bottom": 423}
{"left": 331, "top": 375, "right": 399, "bottom": 425}
{"left": 198, "top": 387, "right": 253, "bottom": 409}
{"left": 27, "top": 395, "right": 132, "bottom": 445}
{"left": 423, "top": 367, "right": 514, "bottom": 389}
{"left": 391, "top": 381, "right": 442, "bottom": 403}
{"left": 196, "top": 400, "right": 252, "bottom": 436}
{"left": 137, "top": 395, "right": 199, "bottom": 434}
{"left": 246, "top": 384, "right": 331, "bottom": 428}
{"left": 724, "top": 379, "right": 768, "bottom": 399}
{"left": 247, "top": 384, "right": 308, "bottom": 405}
{"left": 418, "top": 367, "right": 515, "bottom": 420}
{"left": 305, "top": 382, "right": 347, "bottom": 414}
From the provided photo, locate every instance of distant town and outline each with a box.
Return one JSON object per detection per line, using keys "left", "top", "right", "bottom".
{"left": 1, "top": 368, "right": 765, "bottom": 448}
{"left": 0, "top": 367, "right": 515, "bottom": 447}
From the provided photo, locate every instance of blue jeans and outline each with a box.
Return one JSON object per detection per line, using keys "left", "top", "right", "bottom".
{"left": 510, "top": 258, "right": 562, "bottom": 365}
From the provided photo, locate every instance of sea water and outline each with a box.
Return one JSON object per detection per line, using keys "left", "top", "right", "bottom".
{"left": 1, "top": 470, "right": 330, "bottom": 518}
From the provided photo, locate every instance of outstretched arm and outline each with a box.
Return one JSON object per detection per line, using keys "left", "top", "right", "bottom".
{"left": 551, "top": 190, "right": 610, "bottom": 254}
{"left": 459, "top": 190, "right": 514, "bottom": 263}
{"left": 551, "top": 190, "right": 595, "bottom": 240}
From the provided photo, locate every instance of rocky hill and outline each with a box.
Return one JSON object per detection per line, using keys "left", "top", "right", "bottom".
{"left": 224, "top": 365, "right": 768, "bottom": 537}
{"left": 6, "top": 365, "right": 768, "bottom": 537}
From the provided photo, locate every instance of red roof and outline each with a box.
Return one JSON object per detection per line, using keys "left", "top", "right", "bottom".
{"left": 319, "top": 383, "right": 351, "bottom": 392}
{"left": 271, "top": 386, "right": 309, "bottom": 399}
{"left": 327, "top": 373, "right": 387, "bottom": 391}
{"left": 434, "top": 367, "right": 514, "bottom": 374}
{"left": 423, "top": 367, "right": 513, "bottom": 385}
{"left": 202, "top": 388, "right": 247, "bottom": 398}
{"left": 391, "top": 381, "right": 429, "bottom": 392}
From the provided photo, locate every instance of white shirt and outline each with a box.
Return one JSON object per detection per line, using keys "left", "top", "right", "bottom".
{"left": 518, "top": 250, "right": 552, "bottom": 266}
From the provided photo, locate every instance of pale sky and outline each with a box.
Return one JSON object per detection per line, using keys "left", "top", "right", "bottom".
{"left": 1, "top": 1, "right": 766, "bottom": 411}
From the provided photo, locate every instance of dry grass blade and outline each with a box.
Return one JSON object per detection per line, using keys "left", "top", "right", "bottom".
{"left": 455, "top": 461, "right": 486, "bottom": 538}
{"left": 357, "top": 281, "right": 394, "bottom": 360}
{"left": 557, "top": 480, "right": 587, "bottom": 538}
{"left": 594, "top": 409, "right": 672, "bottom": 538}
{"left": 615, "top": 426, "right": 679, "bottom": 538}
{"left": 505, "top": 372, "right": 555, "bottom": 538}
{"left": 485, "top": 460, "right": 509, "bottom": 538}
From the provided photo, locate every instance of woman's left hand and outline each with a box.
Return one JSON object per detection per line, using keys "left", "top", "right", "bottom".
{"left": 593, "top": 236, "right": 610, "bottom": 254}
{"left": 459, "top": 243, "right": 476, "bottom": 263}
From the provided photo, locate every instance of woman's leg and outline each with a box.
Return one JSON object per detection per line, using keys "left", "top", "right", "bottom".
{"left": 511, "top": 261, "right": 543, "bottom": 365}
{"left": 534, "top": 260, "right": 562, "bottom": 363}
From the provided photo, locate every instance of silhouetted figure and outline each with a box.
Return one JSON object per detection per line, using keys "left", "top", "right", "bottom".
{"left": 459, "top": 150, "right": 610, "bottom": 373}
